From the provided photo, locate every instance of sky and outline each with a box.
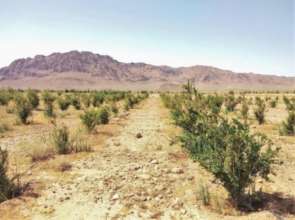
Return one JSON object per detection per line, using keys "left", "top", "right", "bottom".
{"left": 0, "top": 0, "right": 294, "bottom": 76}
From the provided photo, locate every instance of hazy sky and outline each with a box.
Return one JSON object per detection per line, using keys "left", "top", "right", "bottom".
{"left": 0, "top": 0, "right": 294, "bottom": 76}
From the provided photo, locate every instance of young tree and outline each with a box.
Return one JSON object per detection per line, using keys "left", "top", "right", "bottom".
{"left": 52, "top": 125, "right": 70, "bottom": 154}
{"left": 254, "top": 97, "right": 266, "bottom": 124}
{"left": 0, "top": 147, "right": 21, "bottom": 203}
{"left": 162, "top": 83, "right": 279, "bottom": 208}
{"left": 58, "top": 97, "right": 71, "bottom": 111}
{"left": 224, "top": 91, "right": 239, "bottom": 112}
{"left": 15, "top": 95, "right": 32, "bottom": 124}
{"left": 26, "top": 89, "right": 39, "bottom": 109}
{"left": 241, "top": 98, "right": 249, "bottom": 122}
{"left": 42, "top": 91, "right": 55, "bottom": 117}
{"left": 280, "top": 111, "right": 295, "bottom": 136}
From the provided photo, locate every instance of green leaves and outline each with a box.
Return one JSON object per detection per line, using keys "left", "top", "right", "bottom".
{"left": 280, "top": 111, "right": 295, "bottom": 136}
{"left": 0, "top": 147, "right": 21, "bottom": 203}
{"left": 162, "top": 83, "right": 279, "bottom": 207}
{"left": 80, "top": 107, "right": 110, "bottom": 132}
{"left": 26, "top": 89, "right": 39, "bottom": 109}
{"left": 254, "top": 97, "right": 266, "bottom": 124}
{"left": 15, "top": 94, "right": 33, "bottom": 124}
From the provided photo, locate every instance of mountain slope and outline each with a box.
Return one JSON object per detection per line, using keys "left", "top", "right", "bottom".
{"left": 0, "top": 50, "right": 294, "bottom": 90}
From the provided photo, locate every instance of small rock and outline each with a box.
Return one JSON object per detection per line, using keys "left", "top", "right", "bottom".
{"left": 172, "top": 198, "right": 183, "bottom": 210}
{"left": 111, "top": 194, "right": 120, "bottom": 201}
{"left": 150, "top": 159, "right": 158, "bottom": 164}
{"left": 139, "top": 174, "right": 151, "bottom": 180}
{"left": 171, "top": 167, "right": 184, "bottom": 174}
{"left": 133, "top": 165, "right": 141, "bottom": 171}
{"left": 136, "top": 133, "right": 143, "bottom": 139}
{"left": 187, "top": 176, "right": 194, "bottom": 181}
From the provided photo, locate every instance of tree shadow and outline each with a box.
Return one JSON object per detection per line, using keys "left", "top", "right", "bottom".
{"left": 245, "top": 192, "right": 295, "bottom": 217}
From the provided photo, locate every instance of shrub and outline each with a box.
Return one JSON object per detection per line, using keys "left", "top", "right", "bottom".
{"left": 0, "top": 90, "right": 10, "bottom": 106}
{"left": 97, "top": 107, "right": 109, "bottom": 124}
{"left": 71, "top": 96, "right": 81, "bottom": 110}
{"left": 0, "top": 147, "right": 21, "bottom": 203}
{"left": 42, "top": 91, "right": 55, "bottom": 117}
{"left": 80, "top": 107, "right": 110, "bottom": 132}
{"left": 241, "top": 99, "right": 249, "bottom": 122}
{"left": 81, "top": 94, "right": 91, "bottom": 108}
{"left": 15, "top": 95, "right": 32, "bottom": 124}
{"left": 30, "top": 145, "right": 55, "bottom": 162}
{"left": 206, "top": 94, "right": 224, "bottom": 114}
{"left": 163, "top": 84, "right": 279, "bottom": 208}
{"left": 197, "top": 182, "right": 211, "bottom": 206}
{"left": 51, "top": 125, "right": 70, "bottom": 154}
{"left": 184, "top": 115, "right": 278, "bottom": 207}
{"left": 254, "top": 97, "right": 266, "bottom": 124}
{"left": 92, "top": 92, "right": 105, "bottom": 107}
{"left": 283, "top": 96, "right": 295, "bottom": 111}
{"left": 80, "top": 109, "right": 99, "bottom": 132}
{"left": 269, "top": 98, "right": 278, "bottom": 108}
{"left": 224, "top": 91, "right": 239, "bottom": 112}
{"left": 26, "top": 89, "right": 39, "bottom": 109}
{"left": 58, "top": 97, "right": 71, "bottom": 111}
{"left": 70, "top": 129, "right": 92, "bottom": 152}
{"left": 280, "top": 111, "right": 295, "bottom": 136}
{"left": 124, "top": 96, "right": 136, "bottom": 110}
{"left": 110, "top": 103, "right": 119, "bottom": 115}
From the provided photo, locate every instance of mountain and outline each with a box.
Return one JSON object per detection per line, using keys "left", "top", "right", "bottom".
{"left": 0, "top": 50, "right": 294, "bottom": 90}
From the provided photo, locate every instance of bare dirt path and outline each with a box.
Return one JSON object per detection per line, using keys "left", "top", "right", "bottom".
{"left": 18, "top": 95, "right": 205, "bottom": 220}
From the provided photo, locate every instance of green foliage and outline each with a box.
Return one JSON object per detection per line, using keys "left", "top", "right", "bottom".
{"left": 162, "top": 83, "right": 279, "bottom": 207}
{"left": 58, "top": 97, "right": 71, "bottom": 111}
{"left": 241, "top": 98, "right": 249, "bottom": 122}
{"left": 280, "top": 111, "right": 295, "bottom": 136}
{"left": 97, "top": 107, "right": 109, "bottom": 124}
{"left": 123, "top": 92, "right": 148, "bottom": 110}
{"left": 224, "top": 91, "right": 239, "bottom": 112}
{"left": 283, "top": 96, "right": 295, "bottom": 111}
{"left": 206, "top": 94, "right": 224, "bottom": 114}
{"left": 26, "top": 89, "right": 39, "bottom": 109}
{"left": 80, "top": 109, "right": 99, "bottom": 132}
{"left": 71, "top": 95, "right": 81, "bottom": 110}
{"left": 51, "top": 125, "right": 70, "bottom": 154}
{"left": 0, "top": 147, "right": 21, "bottom": 203}
{"left": 70, "top": 129, "right": 92, "bottom": 153}
{"left": 15, "top": 95, "right": 33, "bottom": 124}
{"left": 269, "top": 97, "right": 278, "bottom": 108}
{"left": 197, "top": 182, "right": 211, "bottom": 206}
{"left": 110, "top": 103, "right": 119, "bottom": 115}
{"left": 51, "top": 125, "right": 92, "bottom": 155}
{"left": 92, "top": 92, "right": 105, "bottom": 107}
{"left": 80, "top": 107, "right": 109, "bottom": 132}
{"left": 0, "top": 90, "right": 10, "bottom": 106}
{"left": 42, "top": 91, "right": 55, "bottom": 117}
{"left": 81, "top": 94, "right": 91, "bottom": 108}
{"left": 254, "top": 97, "right": 266, "bottom": 124}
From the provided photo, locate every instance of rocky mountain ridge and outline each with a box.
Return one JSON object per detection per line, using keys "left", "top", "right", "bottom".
{"left": 0, "top": 50, "right": 294, "bottom": 90}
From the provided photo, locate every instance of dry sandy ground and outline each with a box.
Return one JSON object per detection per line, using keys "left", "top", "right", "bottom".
{"left": 0, "top": 95, "right": 295, "bottom": 220}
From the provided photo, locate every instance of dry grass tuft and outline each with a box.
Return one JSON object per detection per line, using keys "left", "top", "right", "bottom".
{"left": 57, "top": 162, "right": 72, "bottom": 172}
{"left": 30, "top": 146, "right": 55, "bottom": 162}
